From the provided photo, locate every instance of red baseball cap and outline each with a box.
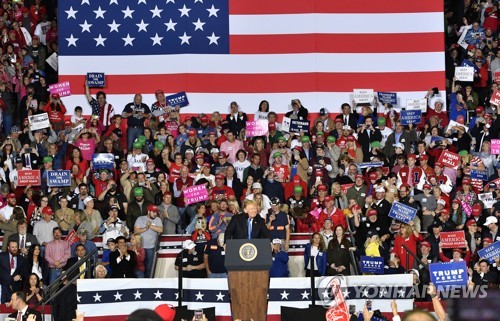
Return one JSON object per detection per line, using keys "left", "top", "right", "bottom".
{"left": 293, "top": 175, "right": 301, "bottom": 184}
{"left": 347, "top": 136, "right": 355, "bottom": 142}
{"left": 465, "top": 220, "right": 477, "bottom": 228}
{"left": 195, "top": 154, "right": 204, "bottom": 160}
{"left": 369, "top": 172, "right": 377, "bottom": 180}
{"left": 147, "top": 205, "right": 158, "bottom": 212}
{"left": 423, "top": 184, "right": 432, "bottom": 190}
{"left": 268, "top": 122, "right": 276, "bottom": 130}
{"left": 155, "top": 89, "right": 164, "bottom": 96}
{"left": 51, "top": 93, "right": 60, "bottom": 99}
{"left": 317, "top": 184, "right": 327, "bottom": 192}
{"left": 452, "top": 248, "right": 463, "bottom": 254}
{"left": 472, "top": 203, "right": 482, "bottom": 216}
{"left": 419, "top": 154, "right": 428, "bottom": 161}
{"left": 440, "top": 208, "right": 450, "bottom": 216}
{"left": 483, "top": 237, "right": 493, "bottom": 244}
{"left": 315, "top": 169, "right": 323, "bottom": 177}
{"left": 452, "top": 199, "right": 461, "bottom": 204}
{"left": 351, "top": 204, "right": 361, "bottom": 212}
{"left": 188, "top": 129, "right": 197, "bottom": 137}
{"left": 215, "top": 174, "right": 224, "bottom": 181}
{"left": 434, "top": 162, "right": 443, "bottom": 168}
{"left": 355, "top": 174, "right": 364, "bottom": 180}
{"left": 334, "top": 118, "right": 343, "bottom": 123}
{"left": 367, "top": 209, "right": 378, "bottom": 217}
{"left": 324, "top": 195, "right": 334, "bottom": 202}
{"left": 200, "top": 116, "right": 209, "bottom": 123}
{"left": 202, "top": 162, "right": 211, "bottom": 168}
{"left": 462, "top": 177, "right": 471, "bottom": 185}
{"left": 64, "top": 120, "right": 72, "bottom": 126}
{"left": 475, "top": 106, "right": 484, "bottom": 114}
{"left": 146, "top": 158, "right": 155, "bottom": 165}
{"left": 163, "top": 191, "right": 172, "bottom": 197}
{"left": 407, "top": 154, "right": 417, "bottom": 160}
{"left": 420, "top": 241, "right": 431, "bottom": 248}
{"left": 42, "top": 207, "right": 53, "bottom": 215}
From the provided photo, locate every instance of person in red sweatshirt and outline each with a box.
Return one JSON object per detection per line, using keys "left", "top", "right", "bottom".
{"left": 42, "top": 93, "right": 66, "bottom": 131}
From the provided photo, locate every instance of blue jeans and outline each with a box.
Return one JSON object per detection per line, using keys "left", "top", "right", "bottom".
{"left": 49, "top": 268, "right": 62, "bottom": 285}
{"left": 127, "top": 127, "right": 144, "bottom": 150}
{"left": 135, "top": 270, "right": 145, "bottom": 278}
{"left": 3, "top": 114, "right": 12, "bottom": 137}
{"left": 208, "top": 272, "right": 227, "bottom": 278}
{"left": 177, "top": 207, "right": 187, "bottom": 234}
{"left": 144, "top": 248, "right": 155, "bottom": 278}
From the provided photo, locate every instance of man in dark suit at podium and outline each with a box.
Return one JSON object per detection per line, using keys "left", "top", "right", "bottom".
{"left": 225, "top": 200, "right": 270, "bottom": 240}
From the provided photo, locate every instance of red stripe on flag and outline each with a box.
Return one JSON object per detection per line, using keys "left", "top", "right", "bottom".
{"left": 230, "top": 0, "right": 443, "bottom": 14}
{"left": 60, "top": 72, "right": 445, "bottom": 94}
{"left": 230, "top": 33, "right": 444, "bottom": 54}
{"left": 84, "top": 316, "right": 276, "bottom": 321}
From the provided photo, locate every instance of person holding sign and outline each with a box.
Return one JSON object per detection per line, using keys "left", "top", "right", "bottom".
{"left": 439, "top": 243, "right": 471, "bottom": 266}
{"left": 41, "top": 94, "right": 66, "bottom": 132}
{"left": 85, "top": 82, "right": 115, "bottom": 129}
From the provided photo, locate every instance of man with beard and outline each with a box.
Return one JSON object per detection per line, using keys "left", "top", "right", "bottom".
{"left": 45, "top": 227, "right": 71, "bottom": 284}
{"left": 69, "top": 183, "right": 91, "bottom": 210}
{"left": 0, "top": 240, "right": 28, "bottom": 303}
{"left": 0, "top": 193, "right": 20, "bottom": 220}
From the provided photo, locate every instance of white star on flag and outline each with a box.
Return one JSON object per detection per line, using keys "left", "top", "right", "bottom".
{"left": 66, "top": 35, "right": 78, "bottom": 47}
{"left": 114, "top": 292, "right": 123, "bottom": 301}
{"left": 179, "top": 32, "right": 191, "bottom": 45}
{"left": 93, "top": 293, "right": 102, "bottom": 302}
{"left": 138, "top": 0, "right": 147, "bottom": 4}
{"left": 76, "top": 294, "right": 81, "bottom": 303}
{"left": 207, "top": 32, "right": 219, "bottom": 45}
{"left": 94, "top": 6, "right": 106, "bottom": 19}
{"left": 151, "top": 5, "right": 163, "bottom": 18}
{"left": 166, "top": 0, "right": 175, "bottom": 3}
{"left": 195, "top": 291, "right": 204, "bottom": 301}
{"left": 65, "top": 7, "right": 78, "bottom": 19}
{"left": 207, "top": 5, "right": 219, "bottom": 17}
{"left": 321, "top": 289, "right": 330, "bottom": 299}
{"left": 122, "top": 6, "right": 135, "bottom": 19}
{"left": 81, "top": 0, "right": 90, "bottom": 5}
{"left": 301, "top": 290, "right": 309, "bottom": 300}
{"left": 79, "top": 20, "right": 92, "bottom": 33}
{"left": 165, "top": 19, "right": 177, "bottom": 32}
{"left": 174, "top": 292, "right": 179, "bottom": 300}
{"left": 122, "top": 34, "right": 135, "bottom": 46}
{"left": 216, "top": 292, "right": 225, "bottom": 301}
{"left": 136, "top": 19, "right": 149, "bottom": 32}
{"left": 193, "top": 18, "right": 205, "bottom": 31}
{"left": 194, "top": 0, "right": 203, "bottom": 3}
{"left": 151, "top": 33, "right": 163, "bottom": 46}
{"left": 178, "top": 5, "right": 191, "bottom": 17}
{"left": 280, "top": 290, "right": 289, "bottom": 300}
{"left": 133, "top": 290, "right": 142, "bottom": 299}
{"left": 108, "top": 20, "right": 121, "bottom": 33}
{"left": 94, "top": 34, "right": 107, "bottom": 47}
{"left": 154, "top": 290, "right": 163, "bottom": 299}
{"left": 109, "top": 0, "right": 118, "bottom": 4}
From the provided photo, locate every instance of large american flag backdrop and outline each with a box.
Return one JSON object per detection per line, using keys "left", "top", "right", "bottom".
{"left": 58, "top": 0, "right": 445, "bottom": 115}
{"left": 77, "top": 276, "right": 413, "bottom": 321}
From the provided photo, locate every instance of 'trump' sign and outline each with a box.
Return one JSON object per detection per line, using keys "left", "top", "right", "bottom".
{"left": 430, "top": 261, "right": 468, "bottom": 287}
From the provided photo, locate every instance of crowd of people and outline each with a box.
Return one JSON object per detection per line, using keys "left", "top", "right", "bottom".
{"left": 0, "top": 1, "right": 497, "bottom": 321}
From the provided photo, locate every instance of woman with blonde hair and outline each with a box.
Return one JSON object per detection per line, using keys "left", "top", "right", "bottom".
{"left": 392, "top": 221, "right": 421, "bottom": 271}
{"left": 331, "top": 182, "right": 348, "bottom": 209}
{"left": 130, "top": 233, "right": 146, "bottom": 278}
{"left": 228, "top": 200, "right": 240, "bottom": 215}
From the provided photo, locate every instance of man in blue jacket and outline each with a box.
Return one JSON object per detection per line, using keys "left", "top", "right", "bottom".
{"left": 270, "top": 239, "right": 289, "bottom": 277}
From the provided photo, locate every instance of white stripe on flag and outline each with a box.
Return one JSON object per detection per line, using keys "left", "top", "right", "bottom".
{"left": 59, "top": 52, "right": 444, "bottom": 75}
{"left": 229, "top": 13, "right": 444, "bottom": 34}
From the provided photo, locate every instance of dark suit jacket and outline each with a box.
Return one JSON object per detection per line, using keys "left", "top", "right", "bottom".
{"left": 357, "top": 128, "right": 382, "bottom": 162}
{"left": 63, "top": 257, "right": 94, "bottom": 281}
{"left": 109, "top": 250, "right": 137, "bottom": 278}
{"left": 8, "top": 307, "right": 42, "bottom": 321}
{"left": 0, "top": 253, "right": 28, "bottom": 291}
{"left": 335, "top": 113, "right": 358, "bottom": 130}
{"left": 226, "top": 113, "right": 247, "bottom": 136}
{"left": 7, "top": 233, "right": 39, "bottom": 252}
{"left": 285, "top": 107, "right": 308, "bottom": 121}
{"left": 225, "top": 213, "right": 270, "bottom": 240}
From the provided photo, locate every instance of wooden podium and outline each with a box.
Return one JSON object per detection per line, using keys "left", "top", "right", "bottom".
{"left": 225, "top": 239, "right": 272, "bottom": 321}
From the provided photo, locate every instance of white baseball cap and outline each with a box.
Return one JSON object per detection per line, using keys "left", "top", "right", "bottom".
{"left": 272, "top": 238, "right": 282, "bottom": 245}
{"left": 252, "top": 182, "right": 262, "bottom": 189}
{"left": 484, "top": 216, "right": 498, "bottom": 226}
{"left": 182, "top": 240, "right": 196, "bottom": 250}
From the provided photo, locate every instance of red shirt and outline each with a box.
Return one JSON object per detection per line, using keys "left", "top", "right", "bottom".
{"left": 211, "top": 186, "right": 235, "bottom": 200}
{"left": 42, "top": 102, "right": 67, "bottom": 123}
{"left": 393, "top": 233, "right": 422, "bottom": 271}
{"left": 317, "top": 207, "right": 346, "bottom": 229}
{"left": 295, "top": 214, "right": 320, "bottom": 233}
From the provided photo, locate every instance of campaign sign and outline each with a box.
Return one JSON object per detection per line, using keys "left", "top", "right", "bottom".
{"left": 91, "top": 153, "right": 115, "bottom": 170}
{"left": 495, "top": 72, "right": 500, "bottom": 83}
{"left": 430, "top": 261, "right": 468, "bottom": 287}
{"left": 246, "top": 120, "right": 269, "bottom": 137}
{"left": 358, "top": 162, "right": 383, "bottom": 169}
{"left": 478, "top": 241, "right": 500, "bottom": 264}
{"left": 166, "top": 91, "right": 189, "bottom": 107}
{"left": 437, "top": 150, "right": 461, "bottom": 170}
{"left": 400, "top": 110, "right": 422, "bottom": 125}
{"left": 440, "top": 231, "right": 466, "bottom": 249}
{"left": 461, "top": 58, "right": 479, "bottom": 72}
{"left": 478, "top": 192, "right": 496, "bottom": 209}
{"left": 289, "top": 119, "right": 310, "bottom": 133}
{"left": 430, "top": 136, "right": 446, "bottom": 144}
{"left": 470, "top": 170, "right": 488, "bottom": 181}
{"left": 310, "top": 207, "right": 322, "bottom": 219}
{"left": 184, "top": 184, "right": 208, "bottom": 205}
{"left": 49, "top": 81, "right": 71, "bottom": 97}
{"left": 388, "top": 201, "right": 417, "bottom": 224}
{"left": 491, "top": 139, "right": 500, "bottom": 155}
{"left": 406, "top": 98, "right": 427, "bottom": 112}
{"left": 86, "top": 72, "right": 106, "bottom": 87}
{"left": 65, "top": 229, "right": 79, "bottom": 245}
{"left": 28, "top": 113, "right": 50, "bottom": 131}
{"left": 18, "top": 170, "right": 41, "bottom": 187}
{"left": 490, "top": 89, "right": 500, "bottom": 106}
{"left": 454, "top": 66, "right": 474, "bottom": 82}
{"left": 360, "top": 256, "right": 384, "bottom": 274}
{"left": 377, "top": 92, "right": 397, "bottom": 105}
{"left": 446, "top": 119, "right": 469, "bottom": 133}
{"left": 47, "top": 170, "right": 71, "bottom": 187}
{"left": 340, "top": 183, "right": 354, "bottom": 194}
{"left": 281, "top": 117, "right": 291, "bottom": 132}
{"left": 353, "top": 89, "right": 374, "bottom": 103}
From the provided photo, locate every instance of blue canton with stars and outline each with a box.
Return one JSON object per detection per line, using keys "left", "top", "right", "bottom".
{"left": 59, "top": 0, "right": 229, "bottom": 56}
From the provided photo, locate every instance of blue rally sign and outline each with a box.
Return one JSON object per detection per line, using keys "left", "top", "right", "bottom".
{"left": 360, "top": 256, "right": 384, "bottom": 274}
{"left": 377, "top": 92, "right": 397, "bottom": 105}
{"left": 430, "top": 261, "right": 468, "bottom": 287}
{"left": 86, "top": 72, "right": 106, "bottom": 87}
{"left": 400, "top": 110, "right": 422, "bottom": 125}
{"left": 388, "top": 201, "right": 417, "bottom": 224}
{"left": 470, "top": 169, "right": 488, "bottom": 181}
{"left": 166, "top": 91, "right": 189, "bottom": 107}
{"left": 478, "top": 241, "right": 500, "bottom": 264}
{"left": 92, "top": 153, "right": 115, "bottom": 170}
{"left": 47, "top": 170, "right": 71, "bottom": 187}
